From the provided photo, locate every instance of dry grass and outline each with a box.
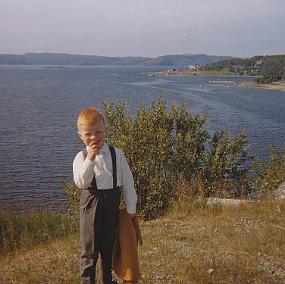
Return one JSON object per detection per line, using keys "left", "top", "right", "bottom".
{"left": 0, "top": 199, "right": 284, "bottom": 283}
{"left": 142, "top": 198, "right": 285, "bottom": 284}
{"left": 0, "top": 211, "right": 77, "bottom": 256}
{"left": 0, "top": 234, "right": 80, "bottom": 283}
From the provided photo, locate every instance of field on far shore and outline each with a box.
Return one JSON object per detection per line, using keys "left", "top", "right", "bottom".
{"left": 1, "top": 199, "right": 285, "bottom": 283}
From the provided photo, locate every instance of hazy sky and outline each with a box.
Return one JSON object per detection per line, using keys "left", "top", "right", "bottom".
{"left": 1, "top": 0, "right": 285, "bottom": 57}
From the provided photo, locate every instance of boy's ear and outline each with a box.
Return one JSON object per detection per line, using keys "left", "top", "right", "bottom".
{"left": 105, "top": 127, "right": 109, "bottom": 137}
{"left": 77, "top": 131, "right": 83, "bottom": 140}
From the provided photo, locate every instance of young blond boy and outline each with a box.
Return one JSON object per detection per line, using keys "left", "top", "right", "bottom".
{"left": 73, "top": 107, "right": 137, "bottom": 284}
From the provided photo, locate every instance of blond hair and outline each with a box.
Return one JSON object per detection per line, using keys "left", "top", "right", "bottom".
{"left": 77, "top": 107, "right": 104, "bottom": 128}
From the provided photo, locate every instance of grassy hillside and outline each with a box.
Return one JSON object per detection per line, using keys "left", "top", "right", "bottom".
{"left": 1, "top": 199, "right": 284, "bottom": 283}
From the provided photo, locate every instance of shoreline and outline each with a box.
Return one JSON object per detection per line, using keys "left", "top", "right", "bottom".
{"left": 145, "top": 69, "right": 285, "bottom": 92}
{"left": 241, "top": 80, "right": 285, "bottom": 92}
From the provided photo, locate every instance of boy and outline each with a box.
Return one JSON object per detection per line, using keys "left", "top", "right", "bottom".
{"left": 73, "top": 107, "right": 137, "bottom": 284}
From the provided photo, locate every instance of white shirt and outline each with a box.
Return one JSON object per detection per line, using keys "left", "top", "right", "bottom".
{"left": 73, "top": 143, "right": 137, "bottom": 214}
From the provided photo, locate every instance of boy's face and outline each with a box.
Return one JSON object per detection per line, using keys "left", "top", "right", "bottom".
{"left": 78, "top": 119, "right": 108, "bottom": 150}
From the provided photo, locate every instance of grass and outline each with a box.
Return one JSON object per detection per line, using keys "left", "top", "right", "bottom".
{"left": 0, "top": 209, "right": 78, "bottom": 255}
{"left": 0, "top": 234, "right": 80, "bottom": 283}
{"left": 0, "top": 199, "right": 285, "bottom": 283}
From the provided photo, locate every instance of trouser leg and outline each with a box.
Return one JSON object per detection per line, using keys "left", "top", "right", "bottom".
{"left": 80, "top": 266, "right": 95, "bottom": 284}
{"left": 100, "top": 237, "right": 116, "bottom": 284}
{"left": 96, "top": 191, "right": 120, "bottom": 284}
{"left": 80, "top": 242, "right": 100, "bottom": 284}
{"left": 80, "top": 250, "right": 99, "bottom": 284}
{"left": 94, "top": 196, "right": 104, "bottom": 283}
{"left": 80, "top": 193, "right": 101, "bottom": 284}
{"left": 79, "top": 190, "right": 121, "bottom": 284}
{"left": 79, "top": 188, "right": 120, "bottom": 284}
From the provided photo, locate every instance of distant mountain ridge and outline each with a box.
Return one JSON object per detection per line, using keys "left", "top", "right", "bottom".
{"left": 0, "top": 52, "right": 232, "bottom": 67}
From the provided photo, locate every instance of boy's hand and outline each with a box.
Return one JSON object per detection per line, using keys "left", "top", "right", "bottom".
{"left": 129, "top": 213, "right": 143, "bottom": 245}
{"left": 86, "top": 140, "right": 100, "bottom": 160}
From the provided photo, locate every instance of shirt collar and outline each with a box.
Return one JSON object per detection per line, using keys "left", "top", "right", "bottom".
{"left": 100, "top": 142, "right": 109, "bottom": 154}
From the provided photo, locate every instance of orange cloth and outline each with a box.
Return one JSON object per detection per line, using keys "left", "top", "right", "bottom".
{"left": 112, "top": 208, "right": 142, "bottom": 282}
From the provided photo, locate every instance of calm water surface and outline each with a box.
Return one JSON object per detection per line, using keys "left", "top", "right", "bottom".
{"left": 0, "top": 65, "right": 284, "bottom": 211}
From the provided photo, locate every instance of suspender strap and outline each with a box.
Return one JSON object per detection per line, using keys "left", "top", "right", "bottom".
{"left": 90, "top": 145, "right": 117, "bottom": 190}
{"left": 109, "top": 145, "right": 117, "bottom": 190}
{"left": 91, "top": 171, "right": 97, "bottom": 190}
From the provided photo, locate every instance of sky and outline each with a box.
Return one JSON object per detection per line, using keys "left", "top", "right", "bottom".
{"left": 1, "top": 0, "right": 285, "bottom": 58}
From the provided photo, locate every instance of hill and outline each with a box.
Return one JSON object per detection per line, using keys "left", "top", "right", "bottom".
{"left": 141, "top": 54, "right": 232, "bottom": 67}
{"left": 201, "top": 54, "right": 285, "bottom": 83}
{"left": 0, "top": 52, "right": 231, "bottom": 67}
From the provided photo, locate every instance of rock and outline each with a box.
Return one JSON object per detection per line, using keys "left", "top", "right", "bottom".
{"left": 273, "top": 181, "right": 285, "bottom": 199}
{"left": 248, "top": 190, "right": 265, "bottom": 200}
{"left": 206, "top": 197, "right": 251, "bottom": 206}
{"left": 206, "top": 181, "right": 285, "bottom": 206}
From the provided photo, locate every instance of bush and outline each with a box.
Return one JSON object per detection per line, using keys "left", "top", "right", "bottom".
{"left": 202, "top": 128, "right": 251, "bottom": 197}
{"left": 103, "top": 97, "right": 252, "bottom": 219}
{"left": 64, "top": 99, "right": 285, "bottom": 219}
{"left": 63, "top": 182, "right": 80, "bottom": 215}
{"left": 253, "top": 145, "right": 285, "bottom": 197}
{"left": 104, "top": 99, "right": 188, "bottom": 219}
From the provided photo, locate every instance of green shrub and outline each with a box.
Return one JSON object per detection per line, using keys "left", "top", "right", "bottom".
{"left": 253, "top": 145, "right": 285, "bottom": 196}
{"left": 63, "top": 181, "right": 80, "bottom": 216}
{"left": 202, "top": 128, "right": 251, "bottom": 197}
{"left": 64, "top": 98, "right": 285, "bottom": 219}
{"left": 104, "top": 99, "right": 184, "bottom": 219}
{"left": 103, "top": 97, "right": 252, "bottom": 219}
{"left": 66, "top": 98, "right": 282, "bottom": 219}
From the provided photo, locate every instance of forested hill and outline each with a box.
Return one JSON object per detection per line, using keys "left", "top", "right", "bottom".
{"left": 0, "top": 52, "right": 230, "bottom": 67}
{"left": 140, "top": 54, "right": 232, "bottom": 66}
{"left": 201, "top": 54, "right": 285, "bottom": 83}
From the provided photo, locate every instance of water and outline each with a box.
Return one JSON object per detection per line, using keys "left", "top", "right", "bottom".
{"left": 0, "top": 65, "right": 284, "bottom": 211}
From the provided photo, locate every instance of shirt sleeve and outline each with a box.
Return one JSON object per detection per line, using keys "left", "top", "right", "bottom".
{"left": 119, "top": 149, "right": 137, "bottom": 214}
{"left": 73, "top": 151, "right": 95, "bottom": 189}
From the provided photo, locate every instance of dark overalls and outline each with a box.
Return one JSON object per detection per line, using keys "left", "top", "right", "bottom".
{"left": 80, "top": 145, "right": 121, "bottom": 284}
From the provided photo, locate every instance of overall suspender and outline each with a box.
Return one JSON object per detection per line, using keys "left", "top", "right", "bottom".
{"left": 90, "top": 145, "right": 118, "bottom": 190}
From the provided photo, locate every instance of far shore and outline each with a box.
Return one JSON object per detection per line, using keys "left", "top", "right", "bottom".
{"left": 241, "top": 80, "right": 285, "bottom": 92}
{"left": 145, "top": 69, "right": 285, "bottom": 92}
